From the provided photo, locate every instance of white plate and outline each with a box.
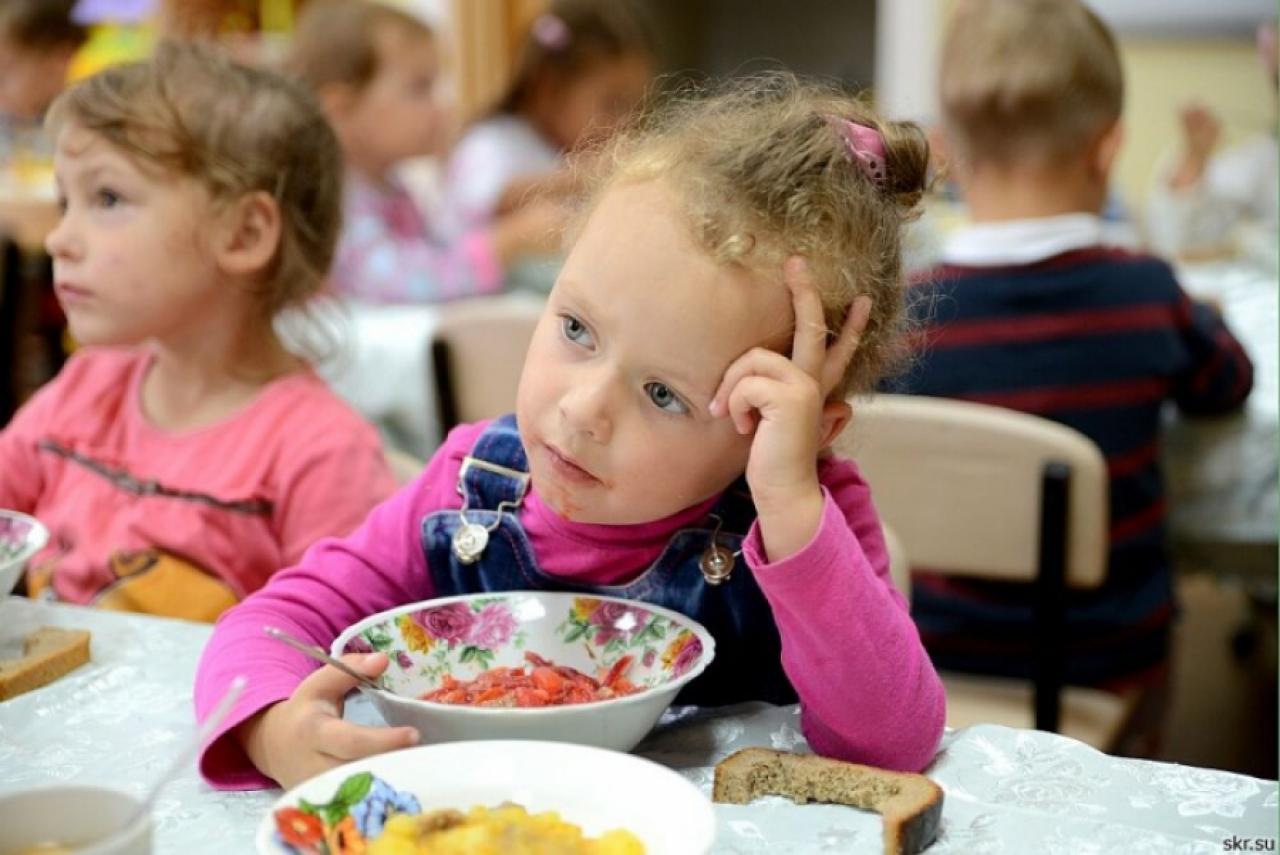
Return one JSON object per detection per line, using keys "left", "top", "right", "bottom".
{"left": 255, "top": 739, "right": 715, "bottom": 855}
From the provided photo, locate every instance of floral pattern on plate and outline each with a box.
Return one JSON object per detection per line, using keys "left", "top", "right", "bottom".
{"left": 340, "top": 593, "right": 706, "bottom": 696}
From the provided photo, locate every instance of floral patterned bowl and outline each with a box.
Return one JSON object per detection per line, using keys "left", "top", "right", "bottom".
{"left": 0, "top": 510, "right": 48, "bottom": 597}
{"left": 331, "top": 591, "right": 715, "bottom": 753}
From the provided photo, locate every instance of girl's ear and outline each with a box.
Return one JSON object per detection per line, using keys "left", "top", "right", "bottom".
{"left": 817, "top": 398, "right": 853, "bottom": 451}
{"left": 213, "top": 191, "right": 282, "bottom": 279}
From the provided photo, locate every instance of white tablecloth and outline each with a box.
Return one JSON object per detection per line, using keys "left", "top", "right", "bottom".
{"left": 2, "top": 599, "right": 1275, "bottom": 854}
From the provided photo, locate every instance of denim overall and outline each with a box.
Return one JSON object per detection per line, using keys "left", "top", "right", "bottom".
{"left": 421, "top": 416, "right": 797, "bottom": 707}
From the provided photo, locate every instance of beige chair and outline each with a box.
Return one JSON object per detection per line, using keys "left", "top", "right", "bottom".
{"left": 430, "top": 297, "right": 544, "bottom": 434}
{"left": 835, "top": 394, "right": 1138, "bottom": 750}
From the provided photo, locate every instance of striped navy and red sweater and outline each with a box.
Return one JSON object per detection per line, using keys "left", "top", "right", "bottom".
{"left": 889, "top": 245, "right": 1254, "bottom": 686}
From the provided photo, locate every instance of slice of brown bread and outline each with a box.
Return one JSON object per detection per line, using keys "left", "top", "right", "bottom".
{"left": 0, "top": 627, "right": 91, "bottom": 701}
{"left": 713, "top": 747, "right": 943, "bottom": 855}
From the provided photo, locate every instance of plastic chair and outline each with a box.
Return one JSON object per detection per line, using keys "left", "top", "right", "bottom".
{"left": 430, "top": 297, "right": 544, "bottom": 434}
{"left": 835, "top": 393, "right": 1137, "bottom": 749}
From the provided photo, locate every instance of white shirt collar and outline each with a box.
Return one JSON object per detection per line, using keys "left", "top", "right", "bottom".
{"left": 941, "top": 213, "right": 1110, "bottom": 266}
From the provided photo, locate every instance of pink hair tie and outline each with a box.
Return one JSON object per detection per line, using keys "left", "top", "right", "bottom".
{"left": 831, "top": 118, "right": 889, "bottom": 190}
{"left": 532, "top": 14, "right": 572, "bottom": 51}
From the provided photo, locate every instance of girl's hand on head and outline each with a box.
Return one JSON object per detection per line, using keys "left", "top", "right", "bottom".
{"left": 235, "top": 652, "right": 418, "bottom": 790}
{"left": 709, "top": 257, "right": 872, "bottom": 560}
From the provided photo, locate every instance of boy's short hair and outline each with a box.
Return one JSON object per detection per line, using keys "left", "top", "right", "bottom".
{"left": 0, "top": 0, "right": 86, "bottom": 51}
{"left": 940, "top": 0, "right": 1122, "bottom": 168}
{"left": 288, "top": 0, "right": 434, "bottom": 93}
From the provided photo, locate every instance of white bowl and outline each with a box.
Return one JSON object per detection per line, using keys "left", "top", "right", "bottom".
{"left": 331, "top": 591, "right": 715, "bottom": 753}
{"left": 0, "top": 510, "right": 47, "bottom": 597}
{"left": 0, "top": 785, "right": 151, "bottom": 854}
{"left": 255, "top": 740, "right": 715, "bottom": 855}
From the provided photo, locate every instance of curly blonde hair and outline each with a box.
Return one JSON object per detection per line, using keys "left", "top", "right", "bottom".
{"left": 582, "top": 73, "right": 930, "bottom": 396}
{"left": 46, "top": 40, "right": 343, "bottom": 321}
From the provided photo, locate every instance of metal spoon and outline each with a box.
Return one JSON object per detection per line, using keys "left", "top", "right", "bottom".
{"left": 263, "top": 625, "right": 390, "bottom": 695}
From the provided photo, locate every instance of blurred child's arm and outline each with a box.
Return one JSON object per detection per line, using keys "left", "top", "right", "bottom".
{"left": 743, "top": 457, "right": 946, "bottom": 773}
{"left": 333, "top": 196, "right": 505, "bottom": 303}
{"left": 0, "top": 375, "right": 62, "bottom": 511}
{"left": 1170, "top": 292, "right": 1254, "bottom": 415}
{"left": 194, "top": 423, "right": 486, "bottom": 790}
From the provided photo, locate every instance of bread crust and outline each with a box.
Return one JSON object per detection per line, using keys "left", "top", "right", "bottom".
{"left": 0, "top": 627, "right": 91, "bottom": 701}
{"left": 712, "top": 747, "right": 943, "bottom": 855}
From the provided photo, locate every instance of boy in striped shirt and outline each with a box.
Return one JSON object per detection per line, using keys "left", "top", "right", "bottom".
{"left": 892, "top": 0, "right": 1253, "bottom": 753}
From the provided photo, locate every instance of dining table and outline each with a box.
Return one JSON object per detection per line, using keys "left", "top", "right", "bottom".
{"left": 1, "top": 597, "right": 1275, "bottom": 854}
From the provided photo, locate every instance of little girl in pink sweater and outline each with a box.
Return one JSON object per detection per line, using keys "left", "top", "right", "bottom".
{"left": 196, "top": 74, "right": 947, "bottom": 790}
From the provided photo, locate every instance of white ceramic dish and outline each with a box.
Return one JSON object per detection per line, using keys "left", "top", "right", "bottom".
{"left": 331, "top": 591, "right": 715, "bottom": 753}
{"left": 0, "top": 785, "right": 151, "bottom": 855}
{"left": 254, "top": 740, "right": 716, "bottom": 854}
{"left": 0, "top": 510, "right": 47, "bottom": 597}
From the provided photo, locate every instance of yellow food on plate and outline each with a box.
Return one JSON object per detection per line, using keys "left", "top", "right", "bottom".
{"left": 368, "top": 803, "right": 644, "bottom": 855}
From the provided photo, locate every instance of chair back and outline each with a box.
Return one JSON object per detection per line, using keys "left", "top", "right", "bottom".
{"left": 431, "top": 296, "right": 544, "bottom": 433}
{"left": 835, "top": 394, "right": 1108, "bottom": 588}
{"left": 834, "top": 393, "right": 1110, "bottom": 733}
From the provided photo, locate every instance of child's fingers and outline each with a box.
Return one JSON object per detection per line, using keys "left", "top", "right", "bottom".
{"left": 317, "top": 718, "right": 419, "bottom": 762}
{"left": 709, "top": 348, "right": 804, "bottom": 419}
{"left": 783, "top": 256, "right": 828, "bottom": 379}
{"left": 820, "top": 295, "right": 873, "bottom": 396}
{"left": 295, "top": 652, "right": 389, "bottom": 703}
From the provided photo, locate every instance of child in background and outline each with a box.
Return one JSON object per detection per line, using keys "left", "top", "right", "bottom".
{"left": 0, "top": 0, "right": 86, "bottom": 123}
{"left": 1146, "top": 22, "right": 1278, "bottom": 261}
{"left": 0, "top": 42, "right": 396, "bottom": 622}
{"left": 289, "top": 0, "right": 564, "bottom": 304}
{"left": 195, "top": 74, "right": 946, "bottom": 790}
{"left": 441, "top": 0, "right": 654, "bottom": 234}
{"left": 892, "top": 0, "right": 1253, "bottom": 750}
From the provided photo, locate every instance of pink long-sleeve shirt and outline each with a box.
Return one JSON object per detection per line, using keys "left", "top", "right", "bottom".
{"left": 195, "top": 420, "right": 945, "bottom": 789}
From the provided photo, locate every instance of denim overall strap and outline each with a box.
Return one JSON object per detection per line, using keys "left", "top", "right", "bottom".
{"left": 457, "top": 414, "right": 528, "bottom": 512}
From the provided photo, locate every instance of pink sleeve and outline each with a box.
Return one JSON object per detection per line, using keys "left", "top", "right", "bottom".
{"left": 0, "top": 376, "right": 56, "bottom": 511}
{"left": 742, "top": 457, "right": 946, "bottom": 773}
{"left": 194, "top": 423, "right": 484, "bottom": 789}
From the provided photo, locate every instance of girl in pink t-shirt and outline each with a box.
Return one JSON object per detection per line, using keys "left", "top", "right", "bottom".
{"left": 0, "top": 42, "right": 395, "bottom": 621}
{"left": 197, "top": 74, "right": 947, "bottom": 790}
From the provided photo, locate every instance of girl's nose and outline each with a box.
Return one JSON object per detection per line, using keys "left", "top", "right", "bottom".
{"left": 43, "top": 207, "right": 78, "bottom": 260}
{"left": 559, "top": 371, "right": 614, "bottom": 443}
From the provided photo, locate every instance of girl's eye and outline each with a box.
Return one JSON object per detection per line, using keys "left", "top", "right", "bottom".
{"left": 95, "top": 188, "right": 122, "bottom": 208}
{"left": 645, "top": 382, "right": 689, "bottom": 415}
{"left": 561, "top": 315, "right": 594, "bottom": 347}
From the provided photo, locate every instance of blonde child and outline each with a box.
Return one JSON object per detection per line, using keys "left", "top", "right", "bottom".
{"left": 289, "top": 0, "right": 564, "bottom": 304}
{"left": 893, "top": 0, "right": 1253, "bottom": 747}
{"left": 194, "top": 73, "right": 945, "bottom": 790}
{"left": 0, "top": 41, "right": 396, "bottom": 622}
{"left": 441, "top": 0, "right": 654, "bottom": 234}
